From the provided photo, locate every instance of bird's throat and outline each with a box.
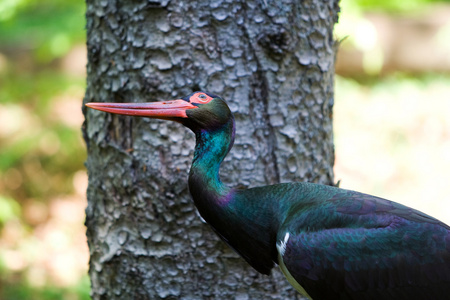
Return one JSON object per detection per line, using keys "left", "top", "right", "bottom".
{"left": 188, "top": 119, "right": 235, "bottom": 210}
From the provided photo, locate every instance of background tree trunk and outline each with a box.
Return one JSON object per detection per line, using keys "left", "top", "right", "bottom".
{"left": 83, "top": 0, "right": 339, "bottom": 299}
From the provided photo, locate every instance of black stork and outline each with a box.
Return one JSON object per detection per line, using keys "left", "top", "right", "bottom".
{"left": 86, "top": 91, "right": 450, "bottom": 300}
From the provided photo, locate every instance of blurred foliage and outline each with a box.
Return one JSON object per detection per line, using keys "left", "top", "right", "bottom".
{"left": 0, "top": 0, "right": 85, "bottom": 62}
{"left": 348, "top": 0, "right": 450, "bottom": 13}
{"left": 0, "top": 0, "right": 88, "bottom": 299}
{"left": 334, "top": 73, "right": 450, "bottom": 223}
{"left": 0, "top": 275, "right": 91, "bottom": 300}
{"left": 336, "top": 0, "right": 450, "bottom": 75}
{"left": 0, "top": 196, "right": 21, "bottom": 224}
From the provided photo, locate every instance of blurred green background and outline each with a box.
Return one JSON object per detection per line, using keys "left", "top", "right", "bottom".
{"left": 0, "top": 0, "right": 449, "bottom": 299}
{"left": 0, "top": 0, "right": 89, "bottom": 299}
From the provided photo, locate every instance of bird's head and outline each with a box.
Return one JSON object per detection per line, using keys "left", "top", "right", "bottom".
{"left": 86, "top": 91, "right": 233, "bottom": 133}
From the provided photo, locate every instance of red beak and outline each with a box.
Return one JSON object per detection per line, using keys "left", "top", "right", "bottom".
{"left": 85, "top": 99, "right": 197, "bottom": 119}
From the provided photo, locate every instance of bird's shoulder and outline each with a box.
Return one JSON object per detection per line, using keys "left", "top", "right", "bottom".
{"left": 235, "top": 181, "right": 449, "bottom": 232}
{"left": 270, "top": 182, "right": 449, "bottom": 231}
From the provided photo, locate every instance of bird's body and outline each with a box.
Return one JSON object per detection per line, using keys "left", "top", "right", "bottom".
{"left": 87, "top": 92, "right": 450, "bottom": 300}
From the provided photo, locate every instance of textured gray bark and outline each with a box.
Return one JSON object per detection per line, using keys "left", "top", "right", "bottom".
{"left": 83, "top": 0, "right": 339, "bottom": 299}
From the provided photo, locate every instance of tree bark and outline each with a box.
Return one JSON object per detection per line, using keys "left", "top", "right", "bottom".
{"left": 83, "top": 0, "right": 339, "bottom": 299}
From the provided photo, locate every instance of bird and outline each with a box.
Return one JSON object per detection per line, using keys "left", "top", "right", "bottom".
{"left": 86, "top": 91, "right": 450, "bottom": 300}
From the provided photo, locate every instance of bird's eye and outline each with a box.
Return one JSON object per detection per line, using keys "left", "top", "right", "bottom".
{"left": 197, "top": 94, "right": 208, "bottom": 102}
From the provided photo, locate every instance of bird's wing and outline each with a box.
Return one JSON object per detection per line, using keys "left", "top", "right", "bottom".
{"left": 277, "top": 191, "right": 450, "bottom": 300}
{"left": 332, "top": 191, "right": 450, "bottom": 229}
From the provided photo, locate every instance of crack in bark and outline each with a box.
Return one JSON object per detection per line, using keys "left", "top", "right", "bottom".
{"left": 240, "top": 3, "right": 281, "bottom": 185}
{"left": 248, "top": 65, "right": 281, "bottom": 185}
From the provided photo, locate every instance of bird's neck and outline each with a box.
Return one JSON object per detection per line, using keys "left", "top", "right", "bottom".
{"left": 188, "top": 118, "right": 235, "bottom": 212}
{"left": 187, "top": 119, "right": 278, "bottom": 273}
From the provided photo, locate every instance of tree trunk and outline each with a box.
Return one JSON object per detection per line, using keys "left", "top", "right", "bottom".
{"left": 82, "top": 0, "right": 339, "bottom": 299}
